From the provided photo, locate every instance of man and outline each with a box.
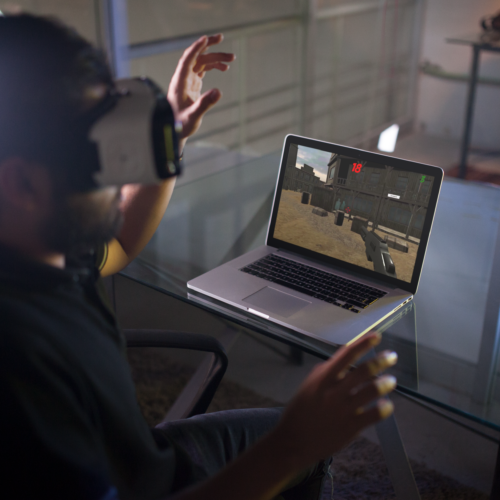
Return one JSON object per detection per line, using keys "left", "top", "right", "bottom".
{"left": 0, "top": 14, "right": 398, "bottom": 500}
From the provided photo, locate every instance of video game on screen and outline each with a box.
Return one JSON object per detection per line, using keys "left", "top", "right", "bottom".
{"left": 274, "top": 144, "right": 435, "bottom": 283}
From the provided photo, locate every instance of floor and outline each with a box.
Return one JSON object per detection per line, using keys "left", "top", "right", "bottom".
{"left": 118, "top": 133, "right": 500, "bottom": 495}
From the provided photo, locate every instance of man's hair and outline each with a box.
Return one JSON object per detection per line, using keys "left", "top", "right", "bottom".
{"left": 0, "top": 14, "right": 113, "bottom": 165}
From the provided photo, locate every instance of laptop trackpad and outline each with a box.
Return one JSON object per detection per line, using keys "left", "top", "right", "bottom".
{"left": 243, "top": 287, "right": 311, "bottom": 318}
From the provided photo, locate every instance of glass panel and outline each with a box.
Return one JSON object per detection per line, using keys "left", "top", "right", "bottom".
{"left": 130, "top": 22, "right": 302, "bottom": 156}
{"left": 126, "top": 0, "right": 302, "bottom": 44}
{"left": 311, "top": 1, "right": 418, "bottom": 145}
{"left": 128, "top": 0, "right": 420, "bottom": 162}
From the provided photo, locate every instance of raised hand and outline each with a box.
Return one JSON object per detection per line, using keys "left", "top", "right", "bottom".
{"left": 274, "top": 332, "right": 397, "bottom": 468}
{"left": 167, "top": 34, "right": 235, "bottom": 144}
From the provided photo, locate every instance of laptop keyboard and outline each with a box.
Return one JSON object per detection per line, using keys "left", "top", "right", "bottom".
{"left": 241, "top": 254, "right": 387, "bottom": 314}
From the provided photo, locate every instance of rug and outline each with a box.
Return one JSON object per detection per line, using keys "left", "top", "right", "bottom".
{"left": 127, "top": 347, "right": 488, "bottom": 500}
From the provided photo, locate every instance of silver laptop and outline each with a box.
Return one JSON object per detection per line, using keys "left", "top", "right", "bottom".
{"left": 188, "top": 134, "right": 443, "bottom": 346}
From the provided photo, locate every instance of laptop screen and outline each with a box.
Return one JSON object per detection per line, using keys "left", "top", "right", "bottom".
{"left": 269, "top": 139, "right": 440, "bottom": 287}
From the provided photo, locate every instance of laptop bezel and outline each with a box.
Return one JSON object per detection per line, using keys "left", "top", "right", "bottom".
{"left": 265, "top": 134, "right": 444, "bottom": 295}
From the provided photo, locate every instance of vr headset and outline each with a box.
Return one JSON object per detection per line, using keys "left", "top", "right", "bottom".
{"left": 67, "top": 77, "right": 183, "bottom": 191}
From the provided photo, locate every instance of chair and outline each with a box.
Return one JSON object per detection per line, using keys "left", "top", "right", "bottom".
{"left": 123, "top": 329, "right": 228, "bottom": 421}
{"left": 104, "top": 275, "right": 228, "bottom": 422}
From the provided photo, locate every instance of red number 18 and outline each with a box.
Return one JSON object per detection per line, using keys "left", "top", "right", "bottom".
{"left": 352, "top": 163, "right": 362, "bottom": 173}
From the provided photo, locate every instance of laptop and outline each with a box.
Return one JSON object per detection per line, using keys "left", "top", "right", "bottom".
{"left": 188, "top": 134, "right": 443, "bottom": 346}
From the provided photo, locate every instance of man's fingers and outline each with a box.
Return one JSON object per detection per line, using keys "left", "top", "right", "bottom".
{"left": 193, "top": 53, "right": 234, "bottom": 73}
{"left": 320, "top": 333, "right": 381, "bottom": 387}
{"left": 179, "top": 35, "right": 209, "bottom": 70}
{"left": 181, "top": 88, "right": 221, "bottom": 135}
{"left": 196, "top": 52, "right": 235, "bottom": 65}
{"left": 355, "top": 398, "right": 394, "bottom": 427}
{"left": 193, "top": 61, "right": 231, "bottom": 73}
{"left": 341, "top": 350, "right": 398, "bottom": 394}
{"left": 195, "top": 88, "right": 221, "bottom": 112}
{"left": 195, "top": 62, "right": 230, "bottom": 74}
{"left": 206, "top": 33, "right": 224, "bottom": 47}
{"left": 347, "top": 375, "right": 397, "bottom": 412}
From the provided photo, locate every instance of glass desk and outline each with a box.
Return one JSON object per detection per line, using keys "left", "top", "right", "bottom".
{"left": 121, "top": 152, "right": 500, "bottom": 498}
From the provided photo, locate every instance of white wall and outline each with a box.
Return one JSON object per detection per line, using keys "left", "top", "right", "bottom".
{"left": 417, "top": 0, "right": 500, "bottom": 149}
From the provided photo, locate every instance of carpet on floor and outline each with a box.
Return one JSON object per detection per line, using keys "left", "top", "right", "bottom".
{"left": 127, "top": 347, "right": 488, "bottom": 500}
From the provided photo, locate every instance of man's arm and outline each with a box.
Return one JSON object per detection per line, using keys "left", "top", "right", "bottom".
{"left": 172, "top": 333, "right": 397, "bottom": 500}
{"left": 100, "top": 180, "right": 176, "bottom": 276}
{"left": 101, "top": 35, "right": 234, "bottom": 277}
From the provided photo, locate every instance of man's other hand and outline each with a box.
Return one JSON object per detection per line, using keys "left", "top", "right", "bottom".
{"left": 168, "top": 34, "right": 235, "bottom": 142}
{"left": 273, "top": 332, "right": 397, "bottom": 470}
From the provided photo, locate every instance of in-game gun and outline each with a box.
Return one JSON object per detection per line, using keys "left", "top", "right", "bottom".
{"left": 359, "top": 226, "right": 397, "bottom": 278}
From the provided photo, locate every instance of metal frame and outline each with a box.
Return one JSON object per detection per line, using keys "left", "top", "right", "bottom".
{"left": 97, "top": 0, "right": 130, "bottom": 78}
{"left": 461, "top": 44, "right": 500, "bottom": 179}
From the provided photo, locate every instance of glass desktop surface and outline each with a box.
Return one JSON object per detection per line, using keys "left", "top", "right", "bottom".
{"left": 121, "top": 153, "right": 500, "bottom": 432}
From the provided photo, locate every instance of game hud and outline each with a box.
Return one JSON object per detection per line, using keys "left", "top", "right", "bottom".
{"left": 273, "top": 143, "right": 435, "bottom": 283}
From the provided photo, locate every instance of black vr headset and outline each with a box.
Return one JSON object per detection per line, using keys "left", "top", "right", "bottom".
{"left": 63, "top": 77, "right": 183, "bottom": 192}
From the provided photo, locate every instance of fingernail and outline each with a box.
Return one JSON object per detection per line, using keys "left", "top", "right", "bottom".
{"left": 370, "top": 332, "right": 382, "bottom": 345}
{"left": 378, "top": 399, "right": 394, "bottom": 418}
{"left": 376, "top": 375, "right": 397, "bottom": 394}
{"left": 381, "top": 351, "right": 398, "bottom": 367}
{"left": 367, "top": 351, "right": 398, "bottom": 375}
{"left": 210, "top": 89, "right": 220, "bottom": 101}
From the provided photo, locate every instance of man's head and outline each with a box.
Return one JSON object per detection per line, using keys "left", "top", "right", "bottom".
{"left": 0, "top": 14, "right": 122, "bottom": 259}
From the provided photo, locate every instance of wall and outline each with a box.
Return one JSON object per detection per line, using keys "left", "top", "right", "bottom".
{"left": 417, "top": 0, "right": 500, "bottom": 149}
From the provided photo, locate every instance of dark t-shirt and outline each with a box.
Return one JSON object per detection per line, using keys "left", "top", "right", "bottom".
{"left": 0, "top": 244, "right": 187, "bottom": 500}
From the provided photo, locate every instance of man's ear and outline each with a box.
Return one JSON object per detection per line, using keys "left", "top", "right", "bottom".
{"left": 0, "top": 157, "right": 52, "bottom": 211}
